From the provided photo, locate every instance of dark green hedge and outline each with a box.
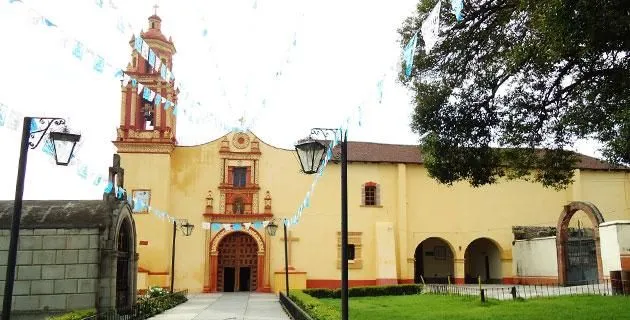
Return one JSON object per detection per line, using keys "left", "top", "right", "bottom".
{"left": 303, "top": 284, "right": 423, "bottom": 299}
{"left": 137, "top": 291, "right": 188, "bottom": 317}
{"left": 47, "top": 309, "right": 95, "bottom": 320}
{"left": 289, "top": 290, "right": 340, "bottom": 320}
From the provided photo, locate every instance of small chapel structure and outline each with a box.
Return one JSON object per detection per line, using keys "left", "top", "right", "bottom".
{"left": 117, "top": 13, "right": 630, "bottom": 294}
{"left": 0, "top": 155, "right": 137, "bottom": 319}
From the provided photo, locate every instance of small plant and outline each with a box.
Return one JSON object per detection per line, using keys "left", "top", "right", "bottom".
{"left": 146, "top": 286, "right": 169, "bottom": 298}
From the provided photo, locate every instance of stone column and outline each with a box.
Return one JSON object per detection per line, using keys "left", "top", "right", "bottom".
{"left": 454, "top": 258, "right": 465, "bottom": 284}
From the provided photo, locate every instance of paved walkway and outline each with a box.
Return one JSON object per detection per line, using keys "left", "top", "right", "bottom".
{"left": 148, "top": 292, "right": 291, "bottom": 320}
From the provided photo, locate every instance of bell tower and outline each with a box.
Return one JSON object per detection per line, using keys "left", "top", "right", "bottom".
{"left": 114, "top": 12, "right": 178, "bottom": 154}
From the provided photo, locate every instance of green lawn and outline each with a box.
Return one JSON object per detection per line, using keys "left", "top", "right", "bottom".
{"left": 318, "top": 294, "right": 630, "bottom": 320}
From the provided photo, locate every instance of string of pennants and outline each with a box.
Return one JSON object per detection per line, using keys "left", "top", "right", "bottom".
{"left": 90, "top": 0, "right": 306, "bottom": 132}
{"left": 3, "top": 0, "right": 388, "bottom": 231}
{"left": 7, "top": 0, "right": 241, "bottom": 133}
{"left": 403, "top": 0, "right": 464, "bottom": 77}
{"left": 0, "top": 98, "right": 340, "bottom": 231}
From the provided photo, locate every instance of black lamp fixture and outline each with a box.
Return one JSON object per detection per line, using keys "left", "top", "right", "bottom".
{"left": 294, "top": 128, "right": 349, "bottom": 320}
{"left": 265, "top": 220, "right": 279, "bottom": 237}
{"left": 265, "top": 219, "right": 290, "bottom": 296}
{"left": 49, "top": 129, "right": 81, "bottom": 166}
{"left": 179, "top": 220, "right": 195, "bottom": 236}
{"left": 3, "top": 117, "right": 80, "bottom": 320}
{"left": 294, "top": 137, "right": 327, "bottom": 174}
{"left": 170, "top": 219, "right": 194, "bottom": 293}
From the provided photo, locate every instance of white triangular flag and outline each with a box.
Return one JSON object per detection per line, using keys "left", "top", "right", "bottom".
{"left": 223, "top": 224, "right": 232, "bottom": 231}
{"left": 262, "top": 221, "right": 269, "bottom": 228}
{"left": 243, "top": 222, "right": 251, "bottom": 230}
{"left": 137, "top": 83, "right": 145, "bottom": 94}
{"left": 141, "top": 41, "right": 150, "bottom": 59}
{"left": 202, "top": 222, "right": 211, "bottom": 230}
{"left": 154, "top": 58, "right": 162, "bottom": 72}
{"left": 122, "top": 74, "right": 131, "bottom": 86}
{"left": 149, "top": 90, "right": 156, "bottom": 101}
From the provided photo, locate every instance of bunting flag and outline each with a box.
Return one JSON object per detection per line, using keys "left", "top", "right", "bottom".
{"left": 421, "top": 1, "right": 441, "bottom": 53}
{"left": 451, "top": 0, "right": 464, "bottom": 21}
{"left": 403, "top": 33, "right": 418, "bottom": 77}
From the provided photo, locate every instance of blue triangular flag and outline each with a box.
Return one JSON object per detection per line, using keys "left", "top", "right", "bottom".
{"left": 143, "top": 87, "right": 151, "bottom": 100}
{"left": 232, "top": 223, "right": 242, "bottom": 231}
{"left": 95, "top": 0, "right": 103, "bottom": 8}
{"left": 104, "top": 182, "right": 113, "bottom": 193}
{"left": 160, "top": 65, "right": 167, "bottom": 79}
{"left": 148, "top": 50, "right": 156, "bottom": 67}
{"left": 113, "top": 69, "right": 123, "bottom": 78}
{"left": 93, "top": 56, "right": 105, "bottom": 73}
{"left": 30, "top": 119, "right": 38, "bottom": 133}
{"left": 131, "top": 79, "right": 137, "bottom": 88}
{"left": 154, "top": 94, "right": 162, "bottom": 105}
{"left": 253, "top": 221, "right": 263, "bottom": 229}
{"left": 42, "top": 139, "right": 54, "bottom": 156}
{"left": 72, "top": 41, "right": 84, "bottom": 60}
{"left": 43, "top": 19, "right": 56, "bottom": 27}
{"left": 134, "top": 36, "right": 143, "bottom": 53}
{"left": 211, "top": 223, "right": 222, "bottom": 231}
{"left": 403, "top": 33, "right": 418, "bottom": 77}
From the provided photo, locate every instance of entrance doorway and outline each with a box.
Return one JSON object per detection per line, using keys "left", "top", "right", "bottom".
{"left": 414, "top": 237, "right": 454, "bottom": 284}
{"left": 464, "top": 238, "right": 502, "bottom": 284}
{"left": 223, "top": 267, "right": 236, "bottom": 292}
{"left": 115, "top": 218, "right": 132, "bottom": 310}
{"left": 217, "top": 232, "right": 259, "bottom": 292}
{"left": 239, "top": 267, "right": 251, "bottom": 291}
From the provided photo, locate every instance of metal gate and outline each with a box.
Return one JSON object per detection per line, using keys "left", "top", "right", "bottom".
{"left": 566, "top": 237, "right": 598, "bottom": 285}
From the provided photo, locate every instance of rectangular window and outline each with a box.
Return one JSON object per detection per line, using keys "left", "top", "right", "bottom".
{"left": 348, "top": 244, "right": 356, "bottom": 261}
{"left": 364, "top": 186, "right": 376, "bottom": 206}
{"left": 233, "top": 167, "right": 247, "bottom": 188}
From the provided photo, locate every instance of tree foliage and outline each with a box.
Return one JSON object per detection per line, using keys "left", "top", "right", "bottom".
{"left": 398, "top": 0, "right": 630, "bottom": 189}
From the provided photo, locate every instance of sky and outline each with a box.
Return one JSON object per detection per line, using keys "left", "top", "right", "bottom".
{"left": 0, "top": 0, "right": 601, "bottom": 201}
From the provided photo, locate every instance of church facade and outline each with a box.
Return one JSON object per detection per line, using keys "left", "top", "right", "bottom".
{"left": 114, "top": 14, "right": 630, "bottom": 294}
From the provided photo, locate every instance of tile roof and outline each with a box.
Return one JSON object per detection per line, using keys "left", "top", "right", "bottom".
{"left": 325, "top": 141, "right": 628, "bottom": 171}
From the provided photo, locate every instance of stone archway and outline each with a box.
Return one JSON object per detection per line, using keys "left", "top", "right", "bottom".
{"left": 413, "top": 237, "right": 455, "bottom": 284}
{"left": 209, "top": 228, "right": 265, "bottom": 292}
{"left": 464, "top": 238, "right": 502, "bottom": 284}
{"left": 114, "top": 214, "right": 136, "bottom": 311}
{"left": 556, "top": 201, "right": 605, "bottom": 285}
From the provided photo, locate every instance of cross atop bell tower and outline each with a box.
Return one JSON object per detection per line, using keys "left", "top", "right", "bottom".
{"left": 114, "top": 11, "right": 178, "bottom": 154}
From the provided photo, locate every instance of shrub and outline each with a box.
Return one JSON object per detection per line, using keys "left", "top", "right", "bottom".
{"left": 137, "top": 291, "right": 188, "bottom": 317}
{"left": 47, "top": 309, "right": 96, "bottom": 320}
{"left": 303, "top": 284, "right": 423, "bottom": 299}
{"left": 289, "top": 290, "right": 340, "bottom": 320}
{"left": 146, "top": 286, "right": 169, "bottom": 298}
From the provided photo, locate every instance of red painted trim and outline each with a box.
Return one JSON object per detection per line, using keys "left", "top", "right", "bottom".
{"left": 511, "top": 276, "right": 559, "bottom": 285}
{"left": 210, "top": 254, "right": 218, "bottom": 292}
{"left": 203, "top": 286, "right": 211, "bottom": 293}
{"left": 620, "top": 254, "right": 630, "bottom": 270}
{"left": 453, "top": 278, "right": 465, "bottom": 285}
{"left": 306, "top": 279, "right": 376, "bottom": 289}
{"left": 148, "top": 271, "right": 169, "bottom": 276}
{"left": 502, "top": 277, "right": 515, "bottom": 285}
{"left": 397, "top": 279, "right": 414, "bottom": 284}
{"left": 139, "top": 240, "right": 149, "bottom": 245}
{"left": 375, "top": 279, "right": 398, "bottom": 286}
{"left": 364, "top": 181, "right": 377, "bottom": 187}
{"left": 138, "top": 267, "right": 150, "bottom": 273}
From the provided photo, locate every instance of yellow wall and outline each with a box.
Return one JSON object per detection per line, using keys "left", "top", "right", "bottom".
{"left": 117, "top": 131, "right": 630, "bottom": 292}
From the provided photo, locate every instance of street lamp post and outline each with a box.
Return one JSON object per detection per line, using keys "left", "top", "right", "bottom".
{"left": 2, "top": 117, "right": 81, "bottom": 320}
{"left": 294, "top": 128, "right": 348, "bottom": 320}
{"left": 265, "top": 219, "right": 289, "bottom": 296}
{"left": 171, "top": 219, "right": 194, "bottom": 293}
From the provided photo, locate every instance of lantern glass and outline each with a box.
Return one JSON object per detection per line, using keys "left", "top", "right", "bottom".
{"left": 294, "top": 137, "right": 326, "bottom": 174}
{"left": 49, "top": 131, "right": 81, "bottom": 166}
{"left": 180, "top": 222, "right": 194, "bottom": 236}
{"left": 266, "top": 221, "right": 278, "bottom": 236}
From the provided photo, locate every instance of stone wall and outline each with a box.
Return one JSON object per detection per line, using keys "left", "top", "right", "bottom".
{"left": 0, "top": 228, "right": 100, "bottom": 314}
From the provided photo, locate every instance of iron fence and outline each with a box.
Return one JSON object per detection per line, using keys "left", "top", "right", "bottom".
{"left": 83, "top": 289, "right": 189, "bottom": 320}
{"left": 424, "top": 279, "right": 630, "bottom": 301}
{"left": 279, "top": 292, "right": 314, "bottom": 320}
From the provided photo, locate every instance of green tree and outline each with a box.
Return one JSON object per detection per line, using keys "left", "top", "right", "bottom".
{"left": 398, "top": 0, "right": 630, "bottom": 189}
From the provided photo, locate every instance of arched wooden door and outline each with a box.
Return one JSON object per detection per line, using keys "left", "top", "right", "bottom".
{"left": 217, "top": 232, "right": 259, "bottom": 292}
